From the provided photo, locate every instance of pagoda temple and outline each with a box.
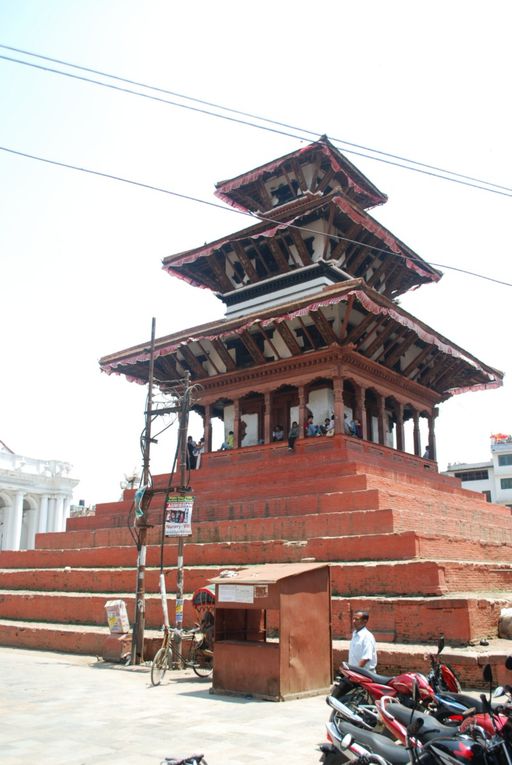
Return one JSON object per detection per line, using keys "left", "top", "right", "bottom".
{"left": 100, "top": 136, "right": 502, "bottom": 456}
{"left": 1, "top": 137, "right": 511, "bottom": 681}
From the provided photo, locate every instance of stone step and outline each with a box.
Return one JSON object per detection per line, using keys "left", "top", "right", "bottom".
{"left": 63, "top": 508, "right": 396, "bottom": 545}
{"left": 52, "top": 494, "right": 512, "bottom": 546}
{"left": 0, "top": 565, "right": 237, "bottom": 594}
{"left": 330, "top": 560, "right": 512, "bottom": 597}
{"left": 0, "top": 619, "right": 507, "bottom": 690}
{"left": 0, "top": 589, "right": 509, "bottom": 643}
{"left": 2, "top": 532, "right": 512, "bottom": 569}
{"left": 2, "top": 560, "right": 512, "bottom": 598}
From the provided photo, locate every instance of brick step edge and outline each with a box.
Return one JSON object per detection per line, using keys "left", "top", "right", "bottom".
{"left": 0, "top": 622, "right": 509, "bottom": 687}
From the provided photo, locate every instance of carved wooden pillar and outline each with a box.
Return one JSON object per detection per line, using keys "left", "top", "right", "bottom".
{"left": 203, "top": 404, "right": 212, "bottom": 453}
{"left": 377, "top": 393, "right": 385, "bottom": 445}
{"left": 264, "top": 392, "right": 271, "bottom": 444}
{"left": 233, "top": 398, "right": 240, "bottom": 448}
{"left": 298, "top": 385, "right": 306, "bottom": 440}
{"left": 428, "top": 409, "right": 437, "bottom": 461}
{"left": 333, "top": 377, "right": 344, "bottom": 435}
{"left": 413, "top": 410, "right": 421, "bottom": 456}
{"left": 355, "top": 385, "right": 368, "bottom": 440}
{"left": 396, "top": 402, "right": 405, "bottom": 452}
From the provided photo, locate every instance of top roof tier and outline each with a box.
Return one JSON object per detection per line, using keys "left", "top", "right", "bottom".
{"left": 162, "top": 137, "right": 442, "bottom": 310}
{"left": 214, "top": 135, "right": 388, "bottom": 213}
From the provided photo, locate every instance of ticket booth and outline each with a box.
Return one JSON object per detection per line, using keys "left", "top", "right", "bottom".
{"left": 210, "top": 562, "right": 332, "bottom": 701}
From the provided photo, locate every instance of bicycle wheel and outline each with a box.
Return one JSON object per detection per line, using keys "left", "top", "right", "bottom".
{"left": 151, "top": 646, "right": 169, "bottom": 686}
{"left": 190, "top": 645, "right": 213, "bottom": 678}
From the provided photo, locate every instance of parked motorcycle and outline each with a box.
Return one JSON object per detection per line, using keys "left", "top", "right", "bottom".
{"left": 425, "top": 636, "right": 462, "bottom": 693}
{"left": 320, "top": 696, "right": 510, "bottom": 765}
{"left": 161, "top": 756, "right": 208, "bottom": 764}
{"left": 331, "top": 662, "right": 435, "bottom": 711}
{"left": 331, "top": 637, "right": 462, "bottom": 713}
{"left": 321, "top": 661, "right": 512, "bottom": 765}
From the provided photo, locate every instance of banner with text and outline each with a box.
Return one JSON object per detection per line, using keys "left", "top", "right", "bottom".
{"left": 164, "top": 494, "right": 194, "bottom": 537}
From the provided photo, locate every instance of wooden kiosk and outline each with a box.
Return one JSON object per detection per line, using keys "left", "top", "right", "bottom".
{"left": 210, "top": 562, "right": 332, "bottom": 701}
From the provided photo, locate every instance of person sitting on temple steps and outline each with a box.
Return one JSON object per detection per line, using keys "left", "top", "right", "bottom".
{"left": 288, "top": 421, "right": 299, "bottom": 451}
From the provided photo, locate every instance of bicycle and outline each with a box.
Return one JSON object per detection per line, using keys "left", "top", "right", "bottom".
{"left": 151, "top": 626, "right": 213, "bottom": 686}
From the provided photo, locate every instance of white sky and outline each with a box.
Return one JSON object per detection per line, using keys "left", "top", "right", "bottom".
{"left": 1, "top": 0, "right": 511, "bottom": 504}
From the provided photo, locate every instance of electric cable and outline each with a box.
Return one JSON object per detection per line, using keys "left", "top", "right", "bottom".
{"left": 7, "top": 43, "right": 510, "bottom": 193}
{"left": 2, "top": 144, "right": 511, "bottom": 288}
{"left": 0, "top": 49, "right": 511, "bottom": 197}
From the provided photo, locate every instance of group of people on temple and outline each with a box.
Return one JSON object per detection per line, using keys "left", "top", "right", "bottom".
{"left": 190, "top": 410, "right": 366, "bottom": 463}
{"left": 186, "top": 435, "right": 205, "bottom": 470}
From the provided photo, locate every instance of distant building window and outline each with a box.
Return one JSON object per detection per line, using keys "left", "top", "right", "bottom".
{"left": 482, "top": 491, "right": 492, "bottom": 502}
{"left": 498, "top": 454, "right": 512, "bottom": 466}
{"left": 454, "top": 470, "right": 489, "bottom": 481}
{"left": 500, "top": 478, "right": 512, "bottom": 490}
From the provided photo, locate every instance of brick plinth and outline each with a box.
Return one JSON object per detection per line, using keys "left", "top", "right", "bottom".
{"left": 1, "top": 435, "right": 511, "bottom": 683}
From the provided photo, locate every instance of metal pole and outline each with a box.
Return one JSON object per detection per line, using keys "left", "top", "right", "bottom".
{"left": 174, "top": 372, "right": 191, "bottom": 664}
{"left": 130, "top": 317, "right": 156, "bottom": 665}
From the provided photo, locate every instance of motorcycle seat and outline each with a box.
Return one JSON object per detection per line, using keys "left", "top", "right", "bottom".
{"left": 437, "top": 692, "right": 501, "bottom": 714}
{"left": 333, "top": 719, "right": 410, "bottom": 763}
{"left": 345, "top": 664, "right": 393, "bottom": 685}
{"left": 386, "top": 702, "right": 459, "bottom": 742}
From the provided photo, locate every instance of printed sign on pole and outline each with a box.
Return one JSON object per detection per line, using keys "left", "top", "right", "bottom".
{"left": 164, "top": 494, "right": 194, "bottom": 536}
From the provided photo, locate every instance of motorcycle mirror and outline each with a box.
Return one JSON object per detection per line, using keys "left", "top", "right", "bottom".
{"left": 438, "top": 635, "right": 445, "bottom": 655}
{"left": 480, "top": 693, "right": 492, "bottom": 714}
{"left": 341, "top": 733, "right": 353, "bottom": 750}
{"left": 407, "top": 718, "right": 424, "bottom": 737}
{"left": 505, "top": 656, "right": 512, "bottom": 671}
{"left": 483, "top": 664, "right": 493, "bottom": 684}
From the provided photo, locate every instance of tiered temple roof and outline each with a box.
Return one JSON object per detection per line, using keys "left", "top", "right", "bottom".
{"left": 100, "top": 136, "right": 502, "bottom": 400}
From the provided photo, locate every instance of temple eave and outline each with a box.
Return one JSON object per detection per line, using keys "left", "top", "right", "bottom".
{"left": 99, "top": 282, "right": 502, "bottom": 400}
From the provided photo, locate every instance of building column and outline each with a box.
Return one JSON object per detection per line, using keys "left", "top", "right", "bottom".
{"left": 233, "top": 398, "right": 240, "bottom": 448}
{"left": 428, "top": 410, "right": 437, "bottom": 461}
{"left": 47, "top": 497, "right": 56, "bottom": 532}
{"left": 333, "top": 377, "right": 345, "bottom": 435}
{"left": 396, "top": 403, "right": 405, "bottom": 452}
{"left": 298, "top": 385, "right": 306, "bottom": 440}
{"left": 10, "top": 490, "right": 24, "bottom": 551}
{"left": 27, "top": 506, "right": 38, "bottom": 550}
{"left": 377, "top": 394, "right": 386, "bottom": 445}
{"left": 264, "top": 392, "right": 271, "bottom": 444}
{"left": 63, "top": 496, "right": 72, "bottom": 524}
{"left": 54, "top": 495, "right": 65, "bottom": 532}
{"left": 38, "top": 494, "right": 49, "bottom": 534}
{"left": 203, "top": 404, "right": 212, "bottom": 453}
{"left": 355, "top": 385, "right": 367, "bottom": 440}
{"left": 413, "top": 411, "right": 421, "bottom": 456}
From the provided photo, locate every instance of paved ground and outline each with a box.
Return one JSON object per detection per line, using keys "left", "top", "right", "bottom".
{"left": 0, "top": 646, "right": 328, "bottom": 765}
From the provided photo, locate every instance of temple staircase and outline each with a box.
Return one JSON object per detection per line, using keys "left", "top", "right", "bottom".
{"left": 1, "top": 435, "right": 511, "bottom": 683}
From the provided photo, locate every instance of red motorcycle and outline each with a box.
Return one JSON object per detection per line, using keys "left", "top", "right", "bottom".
{"left": 331, "top": 662, "right": 436, "bottom": 713}
{"left": 331, "top": 638, "right": 460, "bottom": 717}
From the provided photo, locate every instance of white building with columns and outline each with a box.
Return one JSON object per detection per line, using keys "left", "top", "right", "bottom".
{"left": 0, "top": 442, "right": 79, "bottom": 551}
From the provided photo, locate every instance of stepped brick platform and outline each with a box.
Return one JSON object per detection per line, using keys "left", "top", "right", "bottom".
{"left": 1, "top": 435, "right": 511, "bottom": 682}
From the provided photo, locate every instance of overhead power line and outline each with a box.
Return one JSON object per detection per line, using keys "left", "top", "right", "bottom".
{"left": 1, "top": 144, "right": 511, "bottom": 288}
{"left": 0, "top": 45, "right": 511, "bottom": 198}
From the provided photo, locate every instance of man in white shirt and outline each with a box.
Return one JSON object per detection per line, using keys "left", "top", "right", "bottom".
{"left": 348, "top": 610, "right": 377, "bottom": 671}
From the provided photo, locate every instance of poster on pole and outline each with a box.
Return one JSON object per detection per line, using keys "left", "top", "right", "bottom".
{"left": 164, "top": 494, "right": 194, "bottom": 537}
